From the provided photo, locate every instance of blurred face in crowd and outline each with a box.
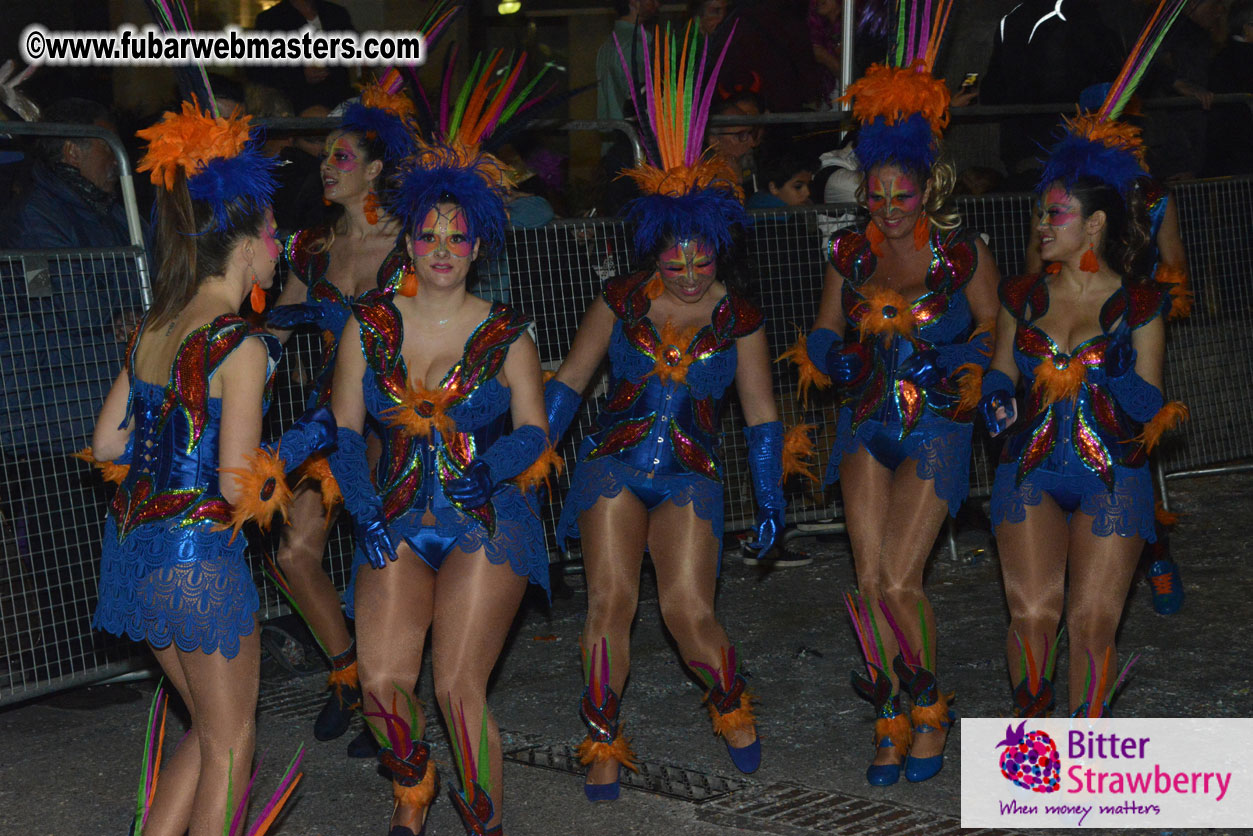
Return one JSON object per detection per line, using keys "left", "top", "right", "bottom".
{"left": 769, "top": 170, "right": 813, "bottom": 206}
{"left": 1036, "top": 182, "right": 1101, "bottom": 265}
{"left": 65, "top": 118, "right": 120, "bottom": 194}
{"left": 710, "top": 101, "right": 761, "bottom": 171}
{"left": 320, "top": 130, "right": 382, "bottom": 207}
{"left": 294, "top": 104, "right": 331, "bottom": 157}
{"left": 657, "top": 237, "right": 717, "bottom": 304}
{"left": 866, "top": 164, "right": 927, "bottom": 240}
{"left": 633, "top": 0, "right": 661, "bottom": 24}
{"left": 814, "top": 0, "right": 839, "bottom": 22}
{"left": 697, "top": 0, "right": 727, "bottom": 35}
{"left": 407, "top": 203, "right": 479, "bottom": 289}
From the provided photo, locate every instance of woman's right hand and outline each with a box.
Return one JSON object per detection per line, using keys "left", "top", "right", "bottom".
{"left": 827, "top": 341, "right": 871, "bottom": 387}
{"left": 979, "top": 391, "right": 1017, "bottom": 437}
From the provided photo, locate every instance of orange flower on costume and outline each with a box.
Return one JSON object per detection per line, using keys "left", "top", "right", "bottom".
{"left": 1032, "top": 355, "right": 1086, "bottom": 406}
{"left": 136, "top": 100, "right": 252, "bottom": 190}
{"left": 650, "top": 321, "right": 700, "bottom": 384}
{"left": 217, "top": 447, "right": 294, "bottom": 544}
{"left": 856, "top": 288, "right": 916, "bottom": 345}
{"left": 382, "top": 382, "right": 458, "bottom": 440}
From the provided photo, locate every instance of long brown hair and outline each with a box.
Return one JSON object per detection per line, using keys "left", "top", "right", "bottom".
{"left": 148, "top": 169, "right": 268, "bottom": 328}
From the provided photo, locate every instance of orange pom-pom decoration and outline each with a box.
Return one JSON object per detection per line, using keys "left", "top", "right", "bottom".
{"left": 577, "top": 732, "right": 640, "bottom": 772}
{"left": 842, "top": 62, "right": 952, "bottom": 137}
{"left": 857, "top": 287, "right": 916, "bottom": 345}
{"left": 136, "top": 99, "right": 252, "bottom": 191}
{"left": 218, "top": 447, "right": 294, "bottom": 543}
{"left": 782, "top": 423, "right": 820, "bottom": 486}
{"left": 71, "top": 447, "right": 130, "bottom": 485}
{"left": 1032, "top": 355, "right": 1087, "bottom": 406}
{"left": 514, "top": 445, "right": 565, "bottom": 495}
{"left": 295, "top": 454, "right": 342, "bottom": 526}
{"left": 622, "top": 156, "right": 745, "bottom": 202}
{"left": 1064, "top": 113, "right": 1147, "bottom": 167}
{"left": 1134, "top": 400, "right": 1188, "bottom": 454}
{"left": 776, "top": 331, "right": 832, "bottom": 408}
{"left": 382, "top": 382, "right": 457, "bottom": 440}
{"left": 650, "top": 321, "right": 700, "bottom": 384}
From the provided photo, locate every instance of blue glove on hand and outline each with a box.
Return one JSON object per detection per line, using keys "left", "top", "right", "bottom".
{"left": 827, "top": 341, "right": 871, "bottom": 387}
{"left": 266, "top": 303, "right": 322, "bottom": 330}
{"left": 328, "top": 427, "right": 397, "bottom": 569}
{"left": 444, "top": 424, "right": 548, "bottom": 510}
{"left": 544, "top": 378, "right": 582, "bottom": 445}
{"left": 267, "top": 406, "right": 337, "bottom": 473}
{"left": 978, "top": 369, "right": 1016, "bottom": 436}
{"left": 1103, "top": 338, "right": 1164, "bottom": 422}
{"left": 806, "top": 328, "right": 839, "bottom": 375}
{"left": 744, "top": 421, "right": 786, "bottom": 553}
{"left": 899, "top": 347, "right": 942, "bottom": 388}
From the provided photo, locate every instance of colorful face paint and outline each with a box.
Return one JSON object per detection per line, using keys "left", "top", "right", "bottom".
{"left": 1039, "top": 185, "right": 1080, "bottom": 229}
{"left": 657, "top": 239, "right": 716, "bottom": 302}
{"left": 412, "top": 206, "right": 474, "bottom": 259}
{"left": 866, "top": 168, "right": 923, "bottom": 217}
{"left": 323, "top": 134, "right": 359, "bottom": 173}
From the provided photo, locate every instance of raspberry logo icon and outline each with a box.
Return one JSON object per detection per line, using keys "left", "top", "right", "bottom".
{"left": 996, "top": 721, "right": 1060, "bottom": 792}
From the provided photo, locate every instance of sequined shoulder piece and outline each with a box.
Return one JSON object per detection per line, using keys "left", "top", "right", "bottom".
{"left": 712, "top": 291, "right": 764, "bottom": 340}
{"left": 1140, "top": 177, "right": 1167, "bottom": 217}
{"left": 353, "top": 287, "right": 403, "bottom": 372}
{"left": 173, "top": 315, "right": 278, "bottom": 444}
{"left": 449, "top": 303, "right": 533, "bottom": 393}
{"left": 826, "top": 229, "right": 876, "bottom": 285}
{"left": 123, "top": 314, "right": 145, "bottom": 378}
{"left": 932, "top": 227, "right": 980, "bottom": 293}
{"left": 1102, "top": 280, "right": 1170, "bottom": 332}
{"left": 603, "top": 272, "right": 653, "bottom": 324}
{"left": 1000, "top": 273, "right": 1048, "bottom": 322}
{"left": 376, "top": 240, "right": 408, "bottom": 292}
{"left": 285, "top": 226, "right": 331, "bottom": 286}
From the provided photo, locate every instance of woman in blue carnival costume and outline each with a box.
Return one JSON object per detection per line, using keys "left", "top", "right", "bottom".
{"left": 980, "top": 0, "right": 1190, "bottom": 720}
{"left": 327, "top": 52, "right": 557, "bottom": 836}
{"left": 264, "top": 66, "right": 420, "bottom": 752}
{"left": 545, "top": 25, "right": 803, "bottom": 800}
{"left": 784, "top": 0, "right": 1000, "bottom": 786}
{"left": 90, "top": 99, "right": 331, "bottom": 836}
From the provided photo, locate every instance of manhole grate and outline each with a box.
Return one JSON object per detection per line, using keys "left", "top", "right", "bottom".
{"left": 696, "top": 781, "right": 1028, "bottom": 835}
{"left": 257, "top": 674, "right": 328, "bottom": 722}
{"left": 504, "top": 742, "right": 751, "bottom": 803}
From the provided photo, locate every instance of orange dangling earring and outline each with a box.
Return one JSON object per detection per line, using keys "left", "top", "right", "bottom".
{"left": 364, "top": 190, "right": 380, "bottom": 225}
{"left": 645, "top": 275, "right": 665, "bottom": 299}
{"left": 1079, "top": 242, "right": 1100, "bottom": 273}
{"left": 398, "top": 266, "right": 417, "bottom": 297}
{"left": 250, "top": 280, "right": 266, "bottom": 313}
{"left": 913, "top": 213, "right": 930, "bottom": 250}
{"left": 866, "top": 221, "right": 886, "bottom": 257}
{"left": 322, "top": 196, "right": 331, "bottom": 207}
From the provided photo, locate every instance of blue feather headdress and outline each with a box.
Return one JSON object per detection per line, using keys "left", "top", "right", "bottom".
{"left": 390, "top": 49, "right": 551, "bottom": 254}
{"left": 136, "top": 100, "right": 277, "bottom": 232}
{"left": 339, "top": 68, "right": 420, "bottom": 162}
{"left": 1037, "top": 0, "right": 1188, "bottom": 194}
{"left": 616, "top": 24, "right": 748, "bottom": 257}
{"left": 841, "top": 0, "right": 954, "bottom": 174}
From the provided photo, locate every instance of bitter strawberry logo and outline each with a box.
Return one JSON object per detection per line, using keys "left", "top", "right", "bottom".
{"left": 996, "top": 721, "right": 1061, "bottom": 792}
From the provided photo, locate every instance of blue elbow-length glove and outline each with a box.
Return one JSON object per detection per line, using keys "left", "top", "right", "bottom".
{"left": 898, "top": 347, "right": 942, "bottom": 388}
{"left": 544, "top": 378, "right": 582, "bottom": 445}
{"left": 1103, "top": 339, "right": 1164, "bottom": 423}
{"left": 266, "top": 406, "right": 337, "bottom": 473}
{"left": 266, "top": 303, "right": 323, "bottom": 330}
{"left": 445, "top": 424, "right": 549, "bottom": 509}
{"left": 978, "top": 369, "right": 1016, "bottom": 436}
{"left": 744, "top": 421, "right": 786, "bottom": 553}
{"left": 329, "top": 426, "right": 397, "bottom": 569}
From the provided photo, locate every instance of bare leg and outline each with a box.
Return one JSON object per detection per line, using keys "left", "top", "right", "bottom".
{"left": 1065, "top": 517, "right": 1143, "bottom": 712}
{"left": 431, "top": 547, "right": 528, "bottom": 831}
{"left": 577, "top": 490, "right": 649, "bottom": 786}
{"left": 141, "top": 644, "right": 199, "bottom": 836}
{"left": 647, "top": 501, "right": 754, "bottom": 750}
{"left": 275, "top": 485, "right": 351, "bottom": 657}
{"left": 353, "top": 545, "right": 434, "bottom": 832}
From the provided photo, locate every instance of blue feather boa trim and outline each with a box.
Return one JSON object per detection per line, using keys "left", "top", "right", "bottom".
{"left": 855, "top": 112, "right": 937, "bottom": 175}
{"left": 1038, "top": 132, "right": 1146, "bottom": 195}
{"left": 340, "top": 101, "right": 416, "bottom": 162}
{"left": 186, "top": 142, "right": 278, "bottom": 232}
{"left": 624, "top": 187, "right": 750, "bottom": 257}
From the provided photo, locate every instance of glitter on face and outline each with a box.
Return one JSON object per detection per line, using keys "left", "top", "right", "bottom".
{"left": 412, "top": 206, "right": 474, "bottom": 259}
{"left": 324, "top": 135, "right": 359, "bottom": 173}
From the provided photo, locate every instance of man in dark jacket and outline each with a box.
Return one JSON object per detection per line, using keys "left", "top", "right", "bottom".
{"left": 249, "top": 0, "right": 356, "bottom": 112}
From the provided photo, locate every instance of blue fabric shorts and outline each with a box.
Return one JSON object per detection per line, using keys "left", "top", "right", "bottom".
{"left": 990, "top": 461, "right": 1156, "bottom": 542}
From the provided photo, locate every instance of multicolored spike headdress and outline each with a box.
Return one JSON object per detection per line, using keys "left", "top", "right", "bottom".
{"left": 1038, "top": 0, "right": 1189, "bottom": 194}
{"left": 389, "top": 48, "right": 552, "bottom": 253}
{"left": 136, "top": 101, "right": 278, "bottom": 231}
{"left": 841, "top": 0, "right": 955, "bottom": 174}
{"left": 616, "top": 24, "right": 750, "bottom": 257}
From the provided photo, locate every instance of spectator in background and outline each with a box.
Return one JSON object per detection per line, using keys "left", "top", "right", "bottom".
{"left": 274, "top": 103, "right": 335, "bottom": 234}
{"left": 208, "top": 73, "right": 246, "bottom": 117}
{"left": 809, "top": 0, "right": 843, "bottom": 109}
{"left": 747, "top": 148, "right": 813, "bottom": 209}
{"left": 721, "top": 0, "right": 823, "bottom": 112}
{"left": 709, "top": 91, "right": 764, "bottom": 195}
{"left": 981, "top": 0, "right": 1119, "bottom": 189}
{"left": 1205, "top": 0, "right": 1253, "bottom": 175}
{"left": 596, "top": 0, "right": 660, "bottom": 125}
{"left": 954, "top": 166, "right": 1004, "bottom": 196}
{"left": 688, "top": 0, "right": 727, "bottom": 37}
{"left": 249, "top": 0, "right": 356, "bottom": 112}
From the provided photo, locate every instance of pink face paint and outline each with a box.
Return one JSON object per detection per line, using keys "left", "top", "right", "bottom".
{"left": 866, "top": 170, "right": 923, "bottom": 216}
{"left": 324, "top": 135, "right": 359, "bottom": 173}
{"left": 412, "top": 206, "right": 474, "bottom": 260}
{"left": 1040, "top": 185, "right": 1080, "bottom": 228}
{"left": 658, "top": 239, "right": 716, "bottom": 301}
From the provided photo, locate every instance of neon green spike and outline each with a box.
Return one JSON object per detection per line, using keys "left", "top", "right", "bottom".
{"left": 497, "top": 66, "right": 550, "bottom": 128}
{"left": 894, "top": 0, "right": 908, "bottom": 67}
{"left": 1014, "top": 631, "right": 1028, "bottom": 682}
{"left": 222, "top": 750, "right": 235, "bottom": 836}
{"left": 363, "top": 715, "right": 388, "bottom": 747}
{"left": 477, "top": 708, "right": 493, "bottom": 796}
{"left": 1044, "top": 626, "right": 1064, "bottom": 680}
{"left": 917, "top": 600, "right": 931, "bottom": 670}
{"left": 448, "top": 52, "right": 484, "bottom": 140}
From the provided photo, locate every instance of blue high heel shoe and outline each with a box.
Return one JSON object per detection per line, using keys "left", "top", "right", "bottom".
{"left": 894, "top": 655, "right": 954, "bottom": 783}
{"left": 866, "top": 730, "right": 906, "bottom": 786}
{"left": 904, "top": 708, "right": 955, "bottom": 782}
{"left": 579, "top": 679, "right": 637, "bottom": 802}
{"left": 706, "top": 671, "right": 761, "bottom": 774}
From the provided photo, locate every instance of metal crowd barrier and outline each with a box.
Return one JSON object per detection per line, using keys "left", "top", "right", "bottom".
{"left": 1, "top": 113, "right": 1249, "bottom": 704}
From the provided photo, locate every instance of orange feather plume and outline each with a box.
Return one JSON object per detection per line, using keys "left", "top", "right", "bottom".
{"left": 382, "top": 382, "right": 458, "bottom": 440}
{"left": 776, "top": 331, "right": 832, "bottom": 407}
{"left": 1134, "top": 400, "right": 1188, "bottom": 453}
{"left": 873, "top": 712, "right": 913, "bottom": 752}
{"left": 1064, "top": 113, "right": 1147, "bottom": 166}
{"left": 1154, "top": 263, "right": 1193, "bottom": 319}
{"left": 954, "top": 363, "right": 985, "bottom": 414}
{"left": 136, "top": 99, "right": 252, "bottom": 191}
{"left": 361, "top": 83, "right": 417, "bottom": 120}
{"left": 783, "top": 423, "right": 820, "bottom": 486}
{"left": 217, "top": 448, "right": 294, "bottom": 544}
{"left": 514, "top": 445, "right": 565, "bottom": 494}
{"left": 577, "top": 732, "right": 640, "bottom": 772}
{"left": 857, "top": 287, "right": 917, "bottom": 345}
{"left": 622, "top": 156, "right": 745, "bottom": 201}
{"left": 71, "top": 447, "right": 130, "bottom": 485}
{"left": 706, "top": 691, "right": 756, "bottom": 737}
{"left": 1154, "top": 501, "right": 1182, "bottom": 527}
{"left": 295, "top": 454, "right": 342, "bottom": 526}
{"left": 1031, "top": 356, "right": 1086, "bottom": 406}
{"left": 911, "top": 690, "right": 954, "bottom": 734}
{"left": 392, "top": 765, "right": 437, "bottom": 810}
{"left": 842, "top": 62, "right": 951, "bottom": 137}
